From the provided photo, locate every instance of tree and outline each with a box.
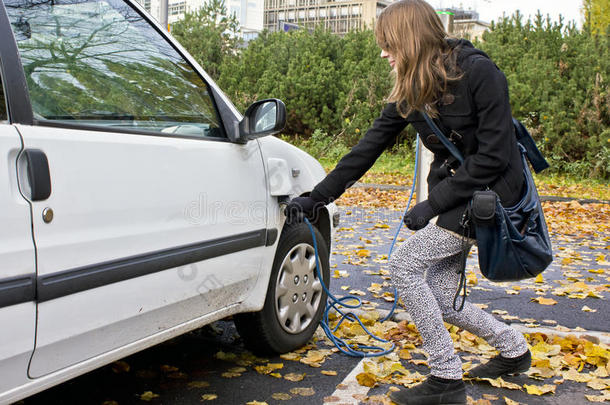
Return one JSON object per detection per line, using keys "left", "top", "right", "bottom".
{"left": 170, "top": 0, "right": 241, "bottom": 81}
{"left": 582, "top": 0, "right": 610, "bottom": 35}
{"left": 476, "top": 12, "right": 609, "bottom": 178}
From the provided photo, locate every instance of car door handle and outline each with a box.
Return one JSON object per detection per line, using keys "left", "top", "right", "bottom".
{"left": 24, "top": 149, "right": 52, "bottom": 201}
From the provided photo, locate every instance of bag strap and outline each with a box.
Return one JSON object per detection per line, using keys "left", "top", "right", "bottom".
{"left": 423, "top": 111, "right": 549, "bottom": 174}
{"left": 422, "top": 112, "right": 464, "bottom": 164}
{"left": 422, "top": 111, "right": 470, "bottom": 311}
{"left": 512, "top": 118, "right": 550, "bottom": 173}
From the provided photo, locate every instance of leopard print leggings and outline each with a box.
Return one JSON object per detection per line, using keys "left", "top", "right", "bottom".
{"left": 389, "top": 223, "right": 528, "bottom": 380}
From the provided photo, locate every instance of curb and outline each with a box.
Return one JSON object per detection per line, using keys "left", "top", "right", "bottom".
{"left": 338, "top": 307, "right": 610, "bottom": 345}
{"left": 352, "top": 182, "right": 610, "bottom": 205}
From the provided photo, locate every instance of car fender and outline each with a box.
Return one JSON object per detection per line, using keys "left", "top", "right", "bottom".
{"left": 237, "top": 136, "right": 338, "bottom": 313}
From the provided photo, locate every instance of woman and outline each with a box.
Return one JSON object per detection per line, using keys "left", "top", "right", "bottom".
{"left": 285, "top": 1, "right": 532, "bottom": 404}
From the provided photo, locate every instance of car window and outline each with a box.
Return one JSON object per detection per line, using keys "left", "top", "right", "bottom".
{"left": 4, "top": 0, "right": 223, "bottom": 138}
{"left": 0, "top": 71, "right": 6, "bottom": 122}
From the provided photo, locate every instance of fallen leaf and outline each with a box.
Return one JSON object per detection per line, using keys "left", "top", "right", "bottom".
{"left": 531, "top": 297, "right": 557, "bottom": 306}
{"left": 321, "top": 370, "right": 338, "bottom": 376}
{"left": 140, "top": 391, "right": 160, "bottom": 401}
{"left": 221, "top": 371, "right": 242, "bottom": 378}
{"left": 585, "top": 391, "right": 610, "bottom": 402}
{"left": 356, "top": 372, "right": 378, "bottom": 387}
{"left": 271, "top": 392, "right": 292, "bottom": 400}
{"left": 523, "top": 383, "right": 556, "bottom": 395}
{"left": 357, "top": 249, "right": 371, "bottom": 257}
{"left": 289, "top": 387, "right": 315, "bottom": 396}
{"left": 284, "top": 372, "right": 306, "bottom": 382}
{"left": 201, "top": 394, "right": 218, "bottom": 401}
{"left": 188, "top": 381, "right": 210, "bottom": 389}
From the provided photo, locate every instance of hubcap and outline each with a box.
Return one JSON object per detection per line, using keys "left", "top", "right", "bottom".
{"left": 275, "top": 243, "right": 323, "bottom": 334}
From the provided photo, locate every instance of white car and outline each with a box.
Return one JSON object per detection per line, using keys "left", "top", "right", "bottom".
{"left": 0, "top": 0, "right": 338, "bottom": 402}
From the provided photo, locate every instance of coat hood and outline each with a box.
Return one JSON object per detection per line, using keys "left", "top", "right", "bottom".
{"left": 447, "top": 38, "right": 490, "bottom": 67}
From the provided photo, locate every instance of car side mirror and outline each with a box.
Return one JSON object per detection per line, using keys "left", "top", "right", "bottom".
{"left": 237, "top": 99, "right": 286, "bottom": 143}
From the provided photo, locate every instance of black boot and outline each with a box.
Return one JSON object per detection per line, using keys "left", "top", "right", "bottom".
{"left": 467, "top": 349, "right": 531, "bottom": 379}
{"left": 389, "top": 375, "right": 466, "bottom": 405}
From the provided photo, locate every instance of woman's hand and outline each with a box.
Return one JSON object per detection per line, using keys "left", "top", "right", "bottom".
{"left": 403, "top": 200, "right": 436, "bottom": 230}
{"left": 285, "top": 196, "right": 325, "bottom": 222}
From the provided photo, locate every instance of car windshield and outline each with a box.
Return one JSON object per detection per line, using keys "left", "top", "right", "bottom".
{"left": 4, "top": 0, "right": 222, "bottom": 137}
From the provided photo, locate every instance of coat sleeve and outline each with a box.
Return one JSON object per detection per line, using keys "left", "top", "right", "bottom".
{"left": 427, "top": 57, "right": 515, "bottom": 213}
{"left": 311, "top": 102, "right": 407, "bottom": 203}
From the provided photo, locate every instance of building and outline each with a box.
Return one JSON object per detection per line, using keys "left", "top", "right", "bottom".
{"left": 264, "top": 0, "right": 392, "bottom": 35}
{"left": 135, "top": 0, "right": 264, "bottom": 39}
{"left": 438, "top": 7, "right": 490, "bottom": 40}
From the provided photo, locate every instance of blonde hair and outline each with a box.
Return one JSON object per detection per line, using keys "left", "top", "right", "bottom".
{"left": 375, "top": 0, "right": 462, "bottom": 118}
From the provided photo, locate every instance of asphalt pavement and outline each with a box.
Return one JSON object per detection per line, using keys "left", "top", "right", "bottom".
{"left": 19, "top": 205, "right": 609, "bottom": 405}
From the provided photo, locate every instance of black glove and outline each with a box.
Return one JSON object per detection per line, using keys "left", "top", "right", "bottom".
{"left": 285, "top": 196, "right": 325, "bottom": 222}
{"left": 403, "top": 200, "right": 436, "bottom": 231}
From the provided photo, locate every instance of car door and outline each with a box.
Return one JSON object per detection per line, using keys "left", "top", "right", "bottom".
{"left": 0, "top": 67, "right": 37, "bottom": 393}
{"left": 3, "top": 0, "right": 269, "bottom": 377}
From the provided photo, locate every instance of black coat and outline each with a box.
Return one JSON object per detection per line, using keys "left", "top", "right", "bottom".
{"left": 310, "top": 39, "right": 524, "bottom": 236}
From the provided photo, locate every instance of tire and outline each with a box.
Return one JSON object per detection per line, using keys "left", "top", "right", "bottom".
{"left": 234, "top": 222, "right": 330, "bottom": 354}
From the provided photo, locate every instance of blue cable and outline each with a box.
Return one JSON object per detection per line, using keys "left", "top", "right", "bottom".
{"left": 381, "top": 134, "right": 420, "bottom": 322}
{"left": 305, "top": 217, "right": 395, "bottom": 357}
{"left": 302, "top": 135, "right": 421, "bottom": 357}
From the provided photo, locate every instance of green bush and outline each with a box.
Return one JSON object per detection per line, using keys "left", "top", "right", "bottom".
{"left": 174, "top": 5, "right": 609, "bottom": 179}
{"left": 475, "top": 12, "right": 609, "bottom": 178}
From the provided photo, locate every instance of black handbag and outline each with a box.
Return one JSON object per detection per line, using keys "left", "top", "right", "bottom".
{"left": 422, "top": 113, "right": 553, "bottom": 307}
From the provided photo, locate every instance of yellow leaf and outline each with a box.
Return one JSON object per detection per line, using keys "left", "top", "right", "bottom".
{"left": 283, "top": 372, "right": 306, "bottom": 382}
{"left": 357, "top": 249, "right": 371, "bottom": 257}
{"left": 348, "top": 289, "right": 366, "bottom": 296}
{"left": 221, "top": 371, "right": 242, "bottom": 378}
{"left": 214, "top": 351, "right": 237, "bottom": 361}
{"left": 374, "top": 223, "right": 390, "bottom": 228}
{"left": 562, "top": 368, "right": 593, "bottom": 382}
{"left": 280, "top": 352, "right": 300, "bottom": 361}
{"left": 531, "top": 297, "right": 557, "bottom": 306}
{"left": 398, "top": 348, "right": 412, "bottom": 360}
{"left": 524, "top": 383, "right": 556, "bottom": 395}
{"left": 187, "top": 381, "right": 210, "bottom": 389}
{"left": 587, "top": 378, "right": 610, "bottom": 390}
{"left": 254, "top": 363, "right": 283, "bottom": 375}
{"left": 585, "top": 391, "right": 610, "bottom": 402}
{"left": 476, "top": 377, "right": 521, "bottom": 390}
{"left": 535, "top": 274, "right": 544, "bottom": 283}
{"left": 289, "top": 387, "right": 315, "bottom": 396}
{"left": 356, "top": 372, "right": 377, "bottom": 387}
{"left": 271, "top": 392, "right": 292, "bottom": 400}
{"left": 140, "top": 391, "right": 160, "bottom": 401}
{"left": 582, "top": 305, "right": 597, "bottom": 312}
{"left": 504, "top": 397, "right": 520, "bottom": 405}
{"left": 321, "top": 370, "right": 337, "bottom": 376}
{"left": 246, "top": 401, "right": 268, "bottom": 405}
{"left": 201, "top": 394, "right": 218, "bottom": 401}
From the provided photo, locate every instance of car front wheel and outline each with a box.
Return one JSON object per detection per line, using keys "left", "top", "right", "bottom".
{"left": 234, "top": 222, "right": 330, "bottom": 354}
